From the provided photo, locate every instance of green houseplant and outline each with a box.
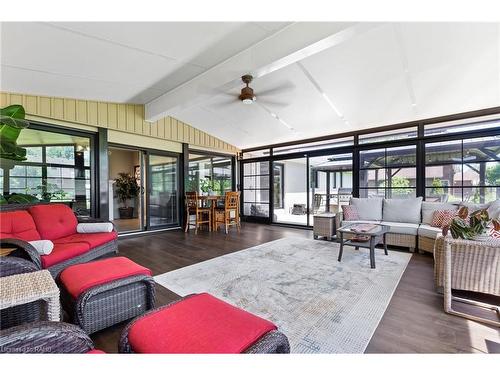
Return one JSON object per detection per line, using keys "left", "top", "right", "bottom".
{"left": 114, "top": 172, "right": 141, "bottom": 219}
{"left": 0, "top": 105, "right": 30, "bottom": 161}
{"left": 443, "top": 206, "right": 500, "bottom": 240}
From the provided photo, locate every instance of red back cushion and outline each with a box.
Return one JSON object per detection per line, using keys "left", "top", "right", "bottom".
{"left": 127, "top": 293, "right": 277, "bottom": 353}
{"left": 28, "top": 204, "right": 78, "bottom": 240}
{"left": 431, "top": 209, "right": 457, "bottom": 228}
{"left": 0, "top": 210, "right": 41, "bottom": 241}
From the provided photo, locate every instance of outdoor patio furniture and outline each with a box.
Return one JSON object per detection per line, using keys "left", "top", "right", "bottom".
{"left": 0, "top": 269, "right": 60, "bottom": 329}
{"left": 59, "top": 256, "right": 156, "bottom": 334}
{"left": 0, "top": 321, "right": 99, "bottom": 354}
{"left": 214, "top": 191, "right": 241, "bottom": 234}
{"left": 434, "top": 234, "right": 500, "bottom": 327}
{"left": 0, "top": 203, "right": 118, "bottom": 279}
{"left": 184, "top": 191, "right": 212, "bottom": 233}
{"left": 313, "top": 213, "right": 337, "bottom": 240}
{"left": 119, "top": 293, "right": 290, "bottom": 354}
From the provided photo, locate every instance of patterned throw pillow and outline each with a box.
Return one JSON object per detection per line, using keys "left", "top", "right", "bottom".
{"left": 490, "top": 227, "right": 500, "bottom": 239}
{"left": 431, "top": 210, "right": 458, "bottom": 228}
{"left": 342, "top": 205, "right": 359, "bottom": 221}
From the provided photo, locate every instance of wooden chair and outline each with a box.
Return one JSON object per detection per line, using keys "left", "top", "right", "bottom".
{"left": 214, "top": 192, "right": 240, "bottom": 234}
{"left": 184, "top": 192, "right": 211, "bottom": 234}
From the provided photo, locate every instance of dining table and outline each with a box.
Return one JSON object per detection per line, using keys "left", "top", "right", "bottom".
{"left": 198, "top": 195, "right": 224, "bottom": 230}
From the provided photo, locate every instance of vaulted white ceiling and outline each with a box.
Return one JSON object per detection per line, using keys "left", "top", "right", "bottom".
{"left": 1, "top": 22, "right": 499, "bottom": 149}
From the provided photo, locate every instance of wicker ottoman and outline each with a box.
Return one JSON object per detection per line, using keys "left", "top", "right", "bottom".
{"left": 59, "top": 257, "right": 156, "bottom": 334}
{"left": 119, "top": 293, "right": 290, "bottom": 354}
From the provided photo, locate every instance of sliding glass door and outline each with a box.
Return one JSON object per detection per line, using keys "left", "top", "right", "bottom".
{"left": 272, "top": 157, "right": 308, "bottom": 225}
{"left": 147, "top": 153, "right": 179, "bottom": 229}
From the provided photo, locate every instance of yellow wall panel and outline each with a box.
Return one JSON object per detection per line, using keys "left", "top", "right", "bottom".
{"left": 97, "top": 102, "right": 108, "bottom": 127}
{"left": 1, "top": 91, "right": 238, "bottom": 154}
{"left": 64, "top": 99, "right": 76, "bottom": 122}
{"left": 87, "top": 101, "right": 98, "bottom": 125}
{"left": 25, "top": 95, "right": 38, "bottom": 114}
{"left": 107, "top": 103, "right": 117, "bottom": 129}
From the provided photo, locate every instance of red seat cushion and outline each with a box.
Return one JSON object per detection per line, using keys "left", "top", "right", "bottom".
{"left": 41, "top": 242, "right": 90, "bottom": 268}
{"left": 0, "top": 210, "right": 41, "bottom": 241}
{"left": 54, "top": 232, "right": 117, "bottom": 249}
{"left": 127, "top": 293, "right": 277, "bottom": 354}
{"left": 60, "top": 257, "right": 152, "bottom": 298}
{"left": 28, "top": 204, "right": 78, "bottom": 240}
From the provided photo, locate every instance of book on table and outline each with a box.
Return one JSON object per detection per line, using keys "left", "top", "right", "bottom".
{"left": 348, "top": 223, "right": 378, "bottom": 233}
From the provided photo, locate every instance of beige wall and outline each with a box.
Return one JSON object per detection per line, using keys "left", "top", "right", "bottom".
{"left": 0, "top": 91, "right": 239, "bottom": 154}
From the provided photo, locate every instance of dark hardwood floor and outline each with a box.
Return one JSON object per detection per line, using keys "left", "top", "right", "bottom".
{"left": 91, "top": 223, "right": 500, "bottom": 354}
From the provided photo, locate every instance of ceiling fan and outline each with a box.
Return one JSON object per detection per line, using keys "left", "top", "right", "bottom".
{"left": 213, "top": 74, "right": 294, "bottom": 108}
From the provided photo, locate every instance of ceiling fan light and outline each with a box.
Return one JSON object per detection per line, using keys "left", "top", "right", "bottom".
{"left": 242, "top": 98, "right": 253, "bottom": 104}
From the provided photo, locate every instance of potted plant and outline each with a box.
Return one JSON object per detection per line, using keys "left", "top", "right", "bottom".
{"left": 0, "top": 104, "right": 30, "bottom": 161}
{"left": 114, "top": 172, "right": 141, "bottom": 219}
{"left": 443, "top": 206, "right": 500, "bottom": 241}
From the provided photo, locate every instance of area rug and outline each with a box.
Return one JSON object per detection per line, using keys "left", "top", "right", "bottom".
{"left": 154, "top": 237, "right": 412, "bottom": 353}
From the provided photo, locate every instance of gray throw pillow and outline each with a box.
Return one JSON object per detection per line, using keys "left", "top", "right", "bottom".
{"left": 383, "top": 197, "right": 423, "bottom": 224}
{"left": 350, "top": 197, "right": 383, "bottom": 221}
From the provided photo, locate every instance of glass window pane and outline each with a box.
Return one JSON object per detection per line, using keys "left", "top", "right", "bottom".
{"left": 386, "top": 145, "right": 416, "bottom": 167}
{"left": 27, "top": 166, "right": 42, "bottom": 177}
{"left": 243, "top": 203, "right": 269, "bottom": 217}
{"left": 9, "top": 177, "right": 26, "bottom": 189}
{"left": 464, "top": 162, "right": 500, "bottom": 187}
{"left": 25, "top": 147, "right": 43, "bottom": 163}
{"left": 463, "top": 136, "right": 500, "bottom": 162}
{"left": 389, "top": 167, "right": 417, "bottom": 187}
{"left": 424, "top": 115, "right": 500, "bottom": 136}
{"left": 273, "top": 137, "right": 353, "bottom": 155}
{"left": 465, "top": 187, "right": 500, "bottom": 204}
{"left": 46, "top": 146, "right": 75, "bottom": 165}
{"left": 360, "top": 149, "right": 385, "bottom": 169}
{"left": 425, "top": 140, "right": 462, "bottom": 164}
{"left": 242, "top": 149, "right": 270, "bottom": 159}
{"left": 486, "top": 161, "right": 500, "bottom": 186}
{"left": 359, "top": 188, "right": 385, "bottom": 199}
{"left": 359, "top": 127, "right": 417, "bottom": 144}
{"left": 386, "top": 188, "right": 416, "bottom": 199}
{"left": 360, "top": 169, "right": 386, "bottom": 188}
{"left": 47, "top": 167, "right": 61, "bottom": 177}
{"left": 10, "top": 165, "right": 26, "bottom": 176}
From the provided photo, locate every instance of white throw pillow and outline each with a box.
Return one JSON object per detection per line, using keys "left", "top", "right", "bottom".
{"left": 77, "top": 222, "right": 114, "bottom": 233}
{"left": 29, "top": 240, "right": 54, "bottom": 255}
{"left": 487, "top": 199, "right": 500, "bottom": 220}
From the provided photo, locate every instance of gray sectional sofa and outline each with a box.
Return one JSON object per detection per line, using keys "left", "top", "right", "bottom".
{"left": 335, "top": 197, "right": 500, "bottom": 253}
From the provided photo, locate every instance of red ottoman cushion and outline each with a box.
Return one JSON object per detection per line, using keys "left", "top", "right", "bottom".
{"left": 41, "top": 242, "right": 90, "bottom": 268}
{"left": 54, "top": 232, "right": 118, "bottom": 248}
{"left": 60, "top": 257, "right": 152, "bottom": 298}
{"left": 127, "top": 293, "right": 277, "bottom": 353}
{"left": 29, "top": 204, "right": 78, "bottom": 240}
{"left": 0, "top": 210, "right": 41, "bottom": 241}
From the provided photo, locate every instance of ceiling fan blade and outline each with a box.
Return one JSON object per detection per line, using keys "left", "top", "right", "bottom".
{"left": 210, "top": 96, "right": 239, "bottom": 108}
{"left": 257, "top": 81, "right": 295, "bottom": 97}
{"left": 257, "top": 98, "right": 289, "bottom": 108}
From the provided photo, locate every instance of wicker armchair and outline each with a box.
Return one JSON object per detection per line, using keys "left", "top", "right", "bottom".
{"left": 0, "top": 322, "right": 95, "bottom": 353}
{"left": 0, "top": 257, "right": 44, "bottom": 330}
{"left": 434, "top": 234, "right": 500, "bottom": 327}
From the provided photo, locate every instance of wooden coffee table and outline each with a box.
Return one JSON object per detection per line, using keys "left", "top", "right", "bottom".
{"left": 337, "top": 224, "right": 390, "bottom": 269}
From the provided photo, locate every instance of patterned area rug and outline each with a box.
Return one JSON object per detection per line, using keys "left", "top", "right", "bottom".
{"left": 155, "top": 237, "right": 412, "bottom": 353}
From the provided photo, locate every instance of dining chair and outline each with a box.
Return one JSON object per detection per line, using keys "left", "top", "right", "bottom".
{"left": 214, "top": 192, "right": 240, "bottom": 234}
{"left": 184, "top": 192, "right": 211, "bottom": 234}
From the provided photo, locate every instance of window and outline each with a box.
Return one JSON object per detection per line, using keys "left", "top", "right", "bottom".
{"left": 273, "top": 163, "right": 284, "bottom": 209}
{"left": 187, "top": 153, "right": 233, "bottom": 195}
{"left": 425, "top": 135, "right": 500, "bottom": 203}
{"left": 272, "top": 137, "right": 353, "bottom": 156}
{"left": 242, "top": 149, "right": 270, "bottom": 159}
{"left": 359, "top": 145, "right": 417, "bottom": 198}
{"left": 359, "top": 127, "right": 418, "bottom": 145}
{"left": 1, "top": 127, "right": 93, "bottom": 215}
{"left": 424, "top": 115, "right": 500, "bottom": 136}
{"left": 242, "top": 161, "right": 270, "bottom": 218}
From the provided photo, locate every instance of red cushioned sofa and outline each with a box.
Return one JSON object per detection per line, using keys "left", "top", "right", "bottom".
{"left": 0, "top": 203, "right": 118, "bottom": 278}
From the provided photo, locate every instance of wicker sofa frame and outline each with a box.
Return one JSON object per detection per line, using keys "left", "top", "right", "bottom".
{"left": 0, "top": 203, "right": 118, "bottom": 279}
{"left": 61, "top": 274, "right": 156, "bottom": 334}
{"left": 0, "top": 257, "right": 44, "bottom": 330}
{"left": 0, "top": 321, "right": 95, "bottom": 354}
{"left": 119, "top": 295, "right": 290, "bottom": 354}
